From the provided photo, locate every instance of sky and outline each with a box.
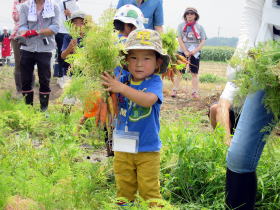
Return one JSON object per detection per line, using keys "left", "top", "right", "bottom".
{"left": 0, "top": 0, "right": 245, "bottom": 38}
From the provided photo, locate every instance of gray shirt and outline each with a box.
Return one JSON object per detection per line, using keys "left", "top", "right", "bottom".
{"left": 177, "top": 22, "right": 207, "bottom": 53}
{"left": 19, "top": 2, "right": 60, "bottom": 52}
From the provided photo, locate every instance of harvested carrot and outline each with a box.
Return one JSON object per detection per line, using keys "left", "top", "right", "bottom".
{"left": 95, "top": 100, "right": 102, "bottom": 126}
{"left": 107, "top": 96, "right": 114, "bottom": 117}
{"left": 176, "top": 54, "right": 188, "bottom": 62}
{"left": 111, "top": 93, "right": 118, "bottom": 117}
{"left": 99, "top": 101, "right": 108, "bottom": 127}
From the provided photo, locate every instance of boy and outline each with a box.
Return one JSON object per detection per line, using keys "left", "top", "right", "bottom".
{"left": 78, "top": 5, "right": 145, "bottom": 156}
{"left": 102, "top": 29, "right": 170, "bottom": 206}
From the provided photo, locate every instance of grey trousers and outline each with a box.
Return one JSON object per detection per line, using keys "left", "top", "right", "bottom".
{"left": 11, "top": 39, "right": 21, "bottom": 92}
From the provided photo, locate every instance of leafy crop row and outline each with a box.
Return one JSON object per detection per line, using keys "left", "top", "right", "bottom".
{"left": 200, "top": 46, "right": 235, "bottom": 62}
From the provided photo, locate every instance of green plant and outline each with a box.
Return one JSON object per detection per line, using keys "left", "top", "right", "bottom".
{"left": 199, "top": 73, "right": 226, "bottom": 83}
{"left": 233, "top": 40, "right": 280, "bottom": 120}
{"left": 201, "top": 46, "right": 234, "bottom": 62}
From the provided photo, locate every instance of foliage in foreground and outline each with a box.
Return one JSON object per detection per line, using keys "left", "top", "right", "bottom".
{"left": 233, "top": 40, "right": 280, "bottom": 120}
{"left": 0, "top": 93, "right": 279, "bottom": 209}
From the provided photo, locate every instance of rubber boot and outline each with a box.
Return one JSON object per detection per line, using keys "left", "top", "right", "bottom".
{"left": 225, "top": 168, "right": 257, "bottom": 210}
{"left": 39, "top": 93, "right": 49, "bottom": 112}
{"left": 22, "top": 92, "right": 33, "bottom": 106}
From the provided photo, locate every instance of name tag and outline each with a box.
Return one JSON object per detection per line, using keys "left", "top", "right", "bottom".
{"left": 113, "top": 129, "right": 139, "bottom": 153}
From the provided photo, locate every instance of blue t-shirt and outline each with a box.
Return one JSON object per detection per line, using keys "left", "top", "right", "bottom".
{"left": 117, "top": 0, "right": 164, "bottom": 30}
{"left": 114, "top": 34, "right": 129, "bottom": 77}
{"left": 116, "top": 74, "right": 163, "bottom": 152}
{"left": 61, "top": 34, "right": 83, "bottom": 52}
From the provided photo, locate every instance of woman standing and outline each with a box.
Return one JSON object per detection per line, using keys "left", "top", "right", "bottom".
{"left": 10, "top": 0, "right": 29, "bottom": 94}
{"left": 173, "top": 7, "right": 206, "bottom": 99}
{"left": 18, "top": 0, "right": 59, "bottom": 111}
{"left": 225, "top": 0, "right": 280, "bottom": 209}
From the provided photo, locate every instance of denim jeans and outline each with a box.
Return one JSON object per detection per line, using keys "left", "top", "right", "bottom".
{"left": 226, "top": 90, "right": 274, "bottom": 173}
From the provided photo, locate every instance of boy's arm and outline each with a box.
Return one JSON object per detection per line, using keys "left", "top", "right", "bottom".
{"left": 102, "top": 72, "right": 158, "bottom": 108}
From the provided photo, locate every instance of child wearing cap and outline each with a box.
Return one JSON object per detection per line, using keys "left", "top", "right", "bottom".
{"left": 102, "top": 29, "right": 170, "bottom": 206}
{"left": 172, "top": 7, "right": 207, "bottom": 99}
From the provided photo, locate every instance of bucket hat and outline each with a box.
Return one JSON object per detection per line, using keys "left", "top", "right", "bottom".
{"left": 125, "top": 29, "right": 170, "bottom": 73}
{"left": 184, "top": 7, "right": 199, "bottom": 21}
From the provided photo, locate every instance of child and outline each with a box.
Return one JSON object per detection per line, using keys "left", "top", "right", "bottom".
{"left": 172, "top": 7, "right": 207, "bottom": 99}
{"left": 113, "top": 4, "right": 145, "bottom": 77}
{"left": 102, "top": 29, "right": 170, "bottom": 206}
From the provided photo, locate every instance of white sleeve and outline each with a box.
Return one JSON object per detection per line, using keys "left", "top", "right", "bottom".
{"left": 224, "top": 0, "right": 265, "bottom": 86}
{"left": 220, "top": 82, "right": 239, "bottom": 104}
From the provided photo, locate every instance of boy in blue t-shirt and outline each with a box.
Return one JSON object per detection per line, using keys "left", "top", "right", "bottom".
{"left": 102, "top": 29, "right": 170, "bottom": 206}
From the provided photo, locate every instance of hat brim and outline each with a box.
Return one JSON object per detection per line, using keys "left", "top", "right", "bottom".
{"left": 125, "top": 46, "right": 170, "bottom": 74}
{"left": 114, "top": 16, "right": 144, "bottom": 30}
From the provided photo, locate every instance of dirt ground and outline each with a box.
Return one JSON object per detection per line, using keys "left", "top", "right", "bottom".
{"left": 0, "top": 61, "right": 227, "bottom": 111}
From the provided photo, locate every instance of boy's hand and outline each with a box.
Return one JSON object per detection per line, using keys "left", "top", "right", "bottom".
{"left": 69, "top": 39, "right": 77, "bottom": 52}
{"left": 102, "top": 72, "right": 125, "bottom": 93}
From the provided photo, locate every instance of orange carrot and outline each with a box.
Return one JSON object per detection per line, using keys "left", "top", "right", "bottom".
{"left": 111, "top": 93, "right": 118, "bottom": 117}
{"left": 95, "top": 100, "right": 102, "bottom": 126}
{"left": 107, "top": 96, "right": 114, "bottom": 117}
{"left": 176, "top": 54, "right": 188, "bottom": 62}
{"left": 99, "top": 101, "right": 108, "bottom": 127}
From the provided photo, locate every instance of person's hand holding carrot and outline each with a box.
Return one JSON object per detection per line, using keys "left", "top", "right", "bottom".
{"left": 102, "top": 72, "right": 126, "bottom": 93}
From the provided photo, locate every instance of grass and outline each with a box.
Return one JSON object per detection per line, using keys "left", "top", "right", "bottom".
{"left": 0, "top": 92, "right": 279, "bottom": 209}
{"left": 199, "top": 73, "right": 226, "bottom": 83}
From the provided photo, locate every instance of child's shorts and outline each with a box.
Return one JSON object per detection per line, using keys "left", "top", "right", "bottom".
{"left": 113, "top": 151, "right": 161, "bottom": 202}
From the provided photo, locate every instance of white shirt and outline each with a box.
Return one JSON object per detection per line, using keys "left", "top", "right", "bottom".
{"left": 53, "top": 0, "right": 71, "bottom": 34}
{"left": 221, "top": 0, "right": 280, "bottom": 103}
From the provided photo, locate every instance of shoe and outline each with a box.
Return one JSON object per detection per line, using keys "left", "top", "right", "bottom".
{"left": 171, "top": 89, "right": 177, "bottom": 98}
{"left": 22, "top": 92, "right": 34, "bottom": 105}
{"left": 39, "top": 93, "right": 49, "bottom": 112}
{"left": 191, "top": 91, "right": 199, "bottom": 99}
{"left": 226, "top": 168, "right": 256, "bottom": 210}
{"left": 57, "top": 77, "right": 65, "bottom": 89}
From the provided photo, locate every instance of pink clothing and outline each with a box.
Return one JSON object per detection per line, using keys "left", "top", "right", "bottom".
{"left": 10, "top": 0, "right": 28, "bottom": 39}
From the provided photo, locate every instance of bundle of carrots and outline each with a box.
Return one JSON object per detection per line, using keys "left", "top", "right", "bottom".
{"left": 161, "top": 54, "right": 190, "bottom": 81}
{"left": 84, "top": 91, "right": 118, "bottom": 133}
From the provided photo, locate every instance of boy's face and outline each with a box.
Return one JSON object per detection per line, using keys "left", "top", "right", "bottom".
{"left": 127, "top": 49, "right": 161, "bottom": 82}
{"left": 72, "top": 18, "right": 85, "bottom": 27}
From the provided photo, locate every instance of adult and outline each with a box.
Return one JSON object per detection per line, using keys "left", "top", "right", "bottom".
{"left": 224, "top": 0, "right": 280, "bottom": 209}
{"left": 174, "top": 7, "right": 206, "bottom": 99}
{"left": 18, "top": 0, "right": 59, "bottom": 111}
{"left": 116, "top": 0, "right": 164, "bottom": 32}
{"left": 10, "top": 0, "right": 31, "bottom": 94}
{"left": 0, "top": 27, "right": 12, "bottom": 65}
{"left": 53, "top": 0, "right": 79, "bottom": 89}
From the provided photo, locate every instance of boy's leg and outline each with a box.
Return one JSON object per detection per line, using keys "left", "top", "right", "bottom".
{"left": 114, "top": 152, "right": 137, "bottom": 202}
{"left": 136, "top": 152, "right": 161, "bottom": 202}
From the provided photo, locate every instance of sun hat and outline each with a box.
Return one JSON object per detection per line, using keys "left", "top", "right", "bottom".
{"left": 124, "top": 29, "right": 170, "bottom": 74}
{"left": 114, "top": 4, "right": 145, "bottom": 29}
{"left": 183, "top": 7, "right": 199, "bottom": 21}
{"left": 70, "top": 11, "right": 86, "bottom": 21}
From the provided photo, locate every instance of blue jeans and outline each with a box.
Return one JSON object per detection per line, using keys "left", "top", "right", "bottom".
{"left": 226, "top": 90, "right": 274, "bottom": 173}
